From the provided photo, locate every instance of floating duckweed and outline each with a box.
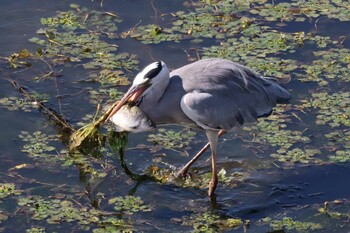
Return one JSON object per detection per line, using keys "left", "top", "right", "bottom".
{"left": 18, "top": 131, "right": 108, "bottom": 179}
{"left": 250, "top": 2, "right": 303, "bottom": 22}
{"left": 19, "top": 131, "right": 57, "bottom": 161}
{"left": 87, "top": 69, "right": 131, "bottom": 86}
{"left": 250, "top": 0, "right": 350, "bottom": 22}
{"left": 180, "top": 211, "right": 220, "bottom": 232}
{"left": 108, "top": 196, "right": 152, "bottom": 215}
{"left": 244, "top": 106, "right": 320, "bottom": 166}
{"left": 0, "top": 96, "right": 35, "bottom": 112}
{"left": 325, "top": 130, "right": 350, "bottom": 163}
{"left": 325, "top": 130, "right": 350, "bottom": 148}
{"left": 26, "top": 227, "right": 46, "bottom": 233}
{"left": 40, "top": 7, "right": 122, "bottom": 34}
{"left": 128, "top": 24, "right": 182, "bottom": 44}
{"left": 177, "top": 210, "right": 243, "bottom": 232}
{"left": 127, "top": 6, "right": 242, "bottom": 44}
{"left": 298, "top": 48, "right": 350, "bottom": 85}
{"left": 217, "top": 168, "right": 249, "bottom": 187}
{"left": 300, "top": 92, "right": 350, "bottom": 127}
{"left": 18, "top": 196, "right": 99, "bottom": 224}
{"left": 0, "top": 211, "right": 8, "bottom": 223}
{"left": 30, "top": 31, "right": 137, "bottom": 72}
{"left": 247, "top": 118, "right": 310, "bottom": 149}
{"left": 271, "top": 148, "right": 321, "bottom": 164}
{"left": 202, "top": 27, "right": 303, "bottom": 58}
{"left": 87, "top": 87, "right": 125, "bottom": 105}
{"left": 269, "top": 217, "right": 323, "bottom": 232}
{"left": 0, "top": 183, "right": 21, "bottom": 200}
{"left": 329, "top": 150, "right": 350, "bottom": 163}
{"left": 18, "top": 196, "right": 130, "bottom": 230}
{"left": 29, "top": 7, "right": 139, "bottom": 85}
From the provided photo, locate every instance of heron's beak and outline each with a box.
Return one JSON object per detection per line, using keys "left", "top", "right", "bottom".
{"left": 105, "top": 83, "right": 150, "bottom": 123}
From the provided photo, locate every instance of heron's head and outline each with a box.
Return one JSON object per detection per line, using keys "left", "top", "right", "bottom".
{"left": 105, "top": 61, "right": 169, "bottom": 121}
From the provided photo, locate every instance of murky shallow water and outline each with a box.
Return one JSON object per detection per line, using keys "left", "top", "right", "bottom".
{"left": 0, "top": 0, "right": 349, "bottom": 232}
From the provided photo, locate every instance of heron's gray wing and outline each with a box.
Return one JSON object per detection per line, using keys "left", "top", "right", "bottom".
{"left": 180, "top": 81, "right": 279, "bottom": 130}
{"left": 181, "top": 91, "right": 245, "bottom": 130}
{"left": 176, "top": 58, "right": 290, "bottom": 130}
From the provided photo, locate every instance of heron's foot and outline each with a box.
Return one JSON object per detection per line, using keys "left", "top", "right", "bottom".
{"left": 208, "top": 176, "right": 218, "bottom": 197}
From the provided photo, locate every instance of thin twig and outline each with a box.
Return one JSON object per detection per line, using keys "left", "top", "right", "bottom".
{"left": 151, "top": 0, "right": 158, "bottom": 23}
{"left": 4, "top": 76, "right": 75, "bottom": 132}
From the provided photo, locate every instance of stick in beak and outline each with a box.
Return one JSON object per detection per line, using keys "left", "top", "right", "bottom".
{"left": 104, "top": 84, "right": 149, "bottom": 123}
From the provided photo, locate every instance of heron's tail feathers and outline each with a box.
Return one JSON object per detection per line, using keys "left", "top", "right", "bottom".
{"left": 263, "top": 77, "right": 291, "bottom": 103}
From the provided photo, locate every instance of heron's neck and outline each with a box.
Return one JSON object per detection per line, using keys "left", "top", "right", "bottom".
{"left": 139, "top": 77, "right": 169, "bottom": 112}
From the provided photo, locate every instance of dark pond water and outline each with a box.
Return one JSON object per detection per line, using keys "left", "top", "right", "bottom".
{"left": 0, "top": 0, "right": 349, "bottom": 232}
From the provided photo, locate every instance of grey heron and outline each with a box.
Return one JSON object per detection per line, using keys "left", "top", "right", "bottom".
{"left": 106, "top": 58, "right": 291, "bottom": 197}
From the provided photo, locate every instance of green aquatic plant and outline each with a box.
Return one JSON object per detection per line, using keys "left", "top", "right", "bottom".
{"left": 177, "top": 210, "right": 243, "bottom": 232}
{"left": 329, "top": 150, "right": 350, "bottom": 163}
{"left": 0, "top": 96, "right": 36, "bottom": 112}
{"left": 29, "top": 6, "right": 139, "bottom": 86}
{"left": 87, "top": 69, "right": 131, "bottom": 86}
{"left": 17, "top": 196, "right": 131, "bottom": 231}
{"left": 243, "top": 106, "right": 327, "bottom": 166}
{"left": 268, "top": 217, "right": 323, "bottom": 232}
{"left": 40, "top": 7, "right": 122, "bottom": 35}
{"left": 260, "top": 217, "right": 322, "bottom": 232}
{"left": 18, "top": 130, "right": 110, "bottom": 179}
{"left": 127, "top": 0, "right": 264, "bottom": 45}
{"left": 26, "top": 227, "right": 46, "bottom": 233}
{"left": 19, "top": 131, "right": 58, "bottom": 163}
{"left": 18, "top": 196, "right": 100, "bottom": 224}
{"left": 147, "top": 128, "right": 197, "bottom": 150}
{"left": 271, "top": 148, "right": 321, "bottom": 165}
{"left": 108, "top": 196, "right": 152, "bottom": 215}
{"left": 0, "top": 183, "right": 21, "bottom": 200}
{"left": 325, "top": 130, "right": 350, "bottom": 163}
{"left": 217, "top": 169, "right": 249, "bottom": 187}
{"left": 0, "top": 211, "right": 8, "bottom": 224}
{"left": 300, "top": 91, "right": 350, "bottom": 127}
{"left": 87, "top": 87, "right": 125, "bottom": 105}
{"left": 250, "top": 2, "right": 303, "bottom": 22}
{"left": 180, "top": 211, "right": 220, "bottom": 232}
{"left": 250, "top": 0, "right": 350, "bottom": 22}
{"left": 0, "top": 94, "right": 48, "bottom": 112}
{"left": 246, "top": 115, "right": 309, "bottom": 151}
{"left": 128, "top": 24, "right": 182, "bottom": 44}
{"left": 92, "top": 217, "right": 132, "bottom": 233}
{"left": 30, "top": 31, "right": 138, "bottom": 74}
{"left": 325, "top": 130, "right": 350, "bottom": 148}
{"left": 298, "top": 48, "right": 350, "bottom": 85}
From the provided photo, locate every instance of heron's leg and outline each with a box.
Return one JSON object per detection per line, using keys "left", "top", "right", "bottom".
{"left": 176, "top": 130, "right": 225, "bottom": 178}
{"left": 206, "top": 130, "right": 219, "bottom": 197}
